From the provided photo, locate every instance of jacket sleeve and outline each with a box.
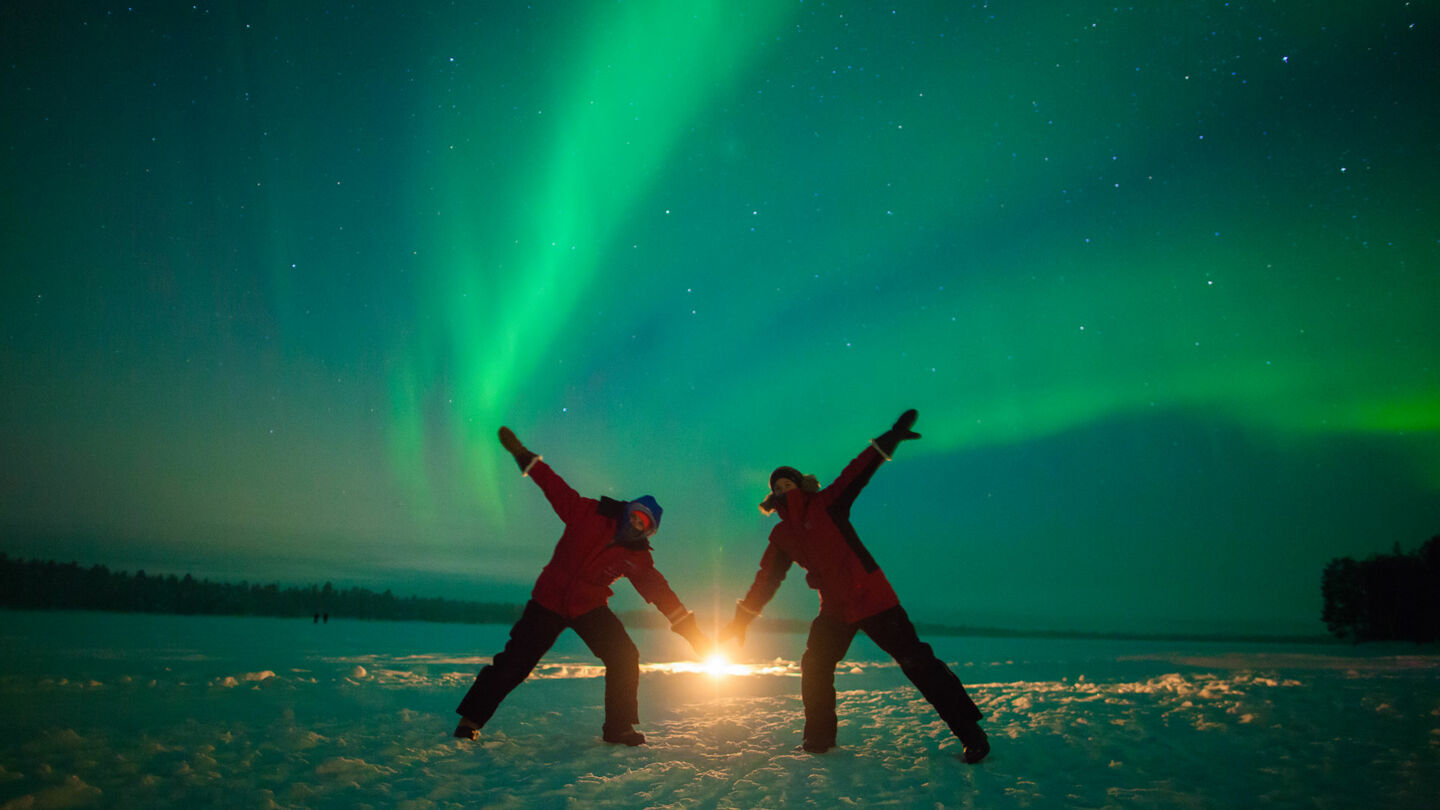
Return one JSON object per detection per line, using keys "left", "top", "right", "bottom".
{"left": 737, "top": 540, "right": 792, "bottom": 616}
{"left": 627, "top": 554, "right": 692, "bottom": 627}
{"left": 819, "top": 444, "right": 886, "bottom": 522}
{"left": 526, "top": 460, "right": 584, "bottom": 525}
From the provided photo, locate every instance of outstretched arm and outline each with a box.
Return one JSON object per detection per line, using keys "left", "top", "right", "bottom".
{"left": 720, "top": 543, "right": 792, "bottom": 646}
{"left": 498, "top": 426, "right": 582, "bottom": 522}
{"left": 823, "top": 409, "right": 922, "bottom": 516}
{"left": 629, "top": 562, "right": 711, "bottom": 657}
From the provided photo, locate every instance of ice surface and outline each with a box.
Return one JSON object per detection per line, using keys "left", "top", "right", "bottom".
{"left": 1, "top": 610, "right": 1436, "bottom": 808}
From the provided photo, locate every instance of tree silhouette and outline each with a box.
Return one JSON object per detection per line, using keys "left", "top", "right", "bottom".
{"left": 1321, "top": 535, "right": 1440, "bottom": 642}
{"left": 0, "top": 552, "right": 521, "bottom": 626}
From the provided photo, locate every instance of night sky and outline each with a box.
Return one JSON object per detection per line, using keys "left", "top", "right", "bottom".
{"left": 3, "top": 2, "right": 1437, "bottom": 635}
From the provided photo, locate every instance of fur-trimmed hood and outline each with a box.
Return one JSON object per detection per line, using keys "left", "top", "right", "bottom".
{"left": 758, "top": 470, "right": 820, "bottom": 515}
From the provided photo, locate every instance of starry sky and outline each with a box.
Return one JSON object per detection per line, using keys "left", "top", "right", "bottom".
{"left": 3, "top": 2, "right": 1437, "bottom": 636}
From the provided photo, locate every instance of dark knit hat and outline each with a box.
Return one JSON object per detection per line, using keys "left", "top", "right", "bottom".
{"left": 769, "top": 466, "right": 804, "bottom": 490}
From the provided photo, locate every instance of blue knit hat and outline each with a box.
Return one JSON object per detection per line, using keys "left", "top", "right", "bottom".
{"left": 629, "top": 496, "right": 663, "bottom": 534}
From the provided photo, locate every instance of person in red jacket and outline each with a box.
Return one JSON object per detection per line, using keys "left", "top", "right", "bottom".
{"left": 720, "top": 410, "right": 990, "bottom": 762}
{"left": 453, "top": 426, "right": 711, "bottom": 746}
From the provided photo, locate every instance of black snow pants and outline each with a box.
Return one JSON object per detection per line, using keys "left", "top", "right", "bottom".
{"left": 801, "top": 605, "right": 983, "bottom": 745}
{"left": 456, "top": 600, "right": 640, "bottom": 732}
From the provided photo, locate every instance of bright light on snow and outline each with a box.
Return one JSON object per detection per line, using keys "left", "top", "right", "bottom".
{"left": 638, "top": 654, "right": 795, "bottom": 678}
{"left": 702, "top": 652, "right": 737, "bottom": 677}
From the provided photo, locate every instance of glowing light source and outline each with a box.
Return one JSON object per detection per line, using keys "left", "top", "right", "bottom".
{"left": 702, "top": 652, "right": 735, "bottom": 677}
{"left": 638, "top": 656, "right": 799, "bottom": 678}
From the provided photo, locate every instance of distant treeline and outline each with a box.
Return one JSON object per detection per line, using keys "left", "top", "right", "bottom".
{"left": 1322, "top": 535, "right": 1440, "bottom": 643}
{"left": 0, "top": 553, "right": 522, "bottom": 625}
{"left": 1, "top": 551, "right": 1340, "bottom": 642}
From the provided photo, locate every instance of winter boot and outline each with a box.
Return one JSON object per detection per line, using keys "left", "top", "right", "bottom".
{"left": 801, "top": 735, "right": 836, "bottom": 754}
{"left": 958, "top": 722, "right": 990, "bottom": 764}
{"left": 602, "top": 724, "right": 646, "bottom": 746}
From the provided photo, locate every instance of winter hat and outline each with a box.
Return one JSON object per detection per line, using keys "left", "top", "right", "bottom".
{"left": 629, "top": 495, "right": 663, "bottom": 532}
{"left": 769, "top": 466, "right": 804, "bottom": 490}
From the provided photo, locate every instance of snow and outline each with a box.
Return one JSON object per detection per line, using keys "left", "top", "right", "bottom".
{"left": 1, "top": 610, "right": 1436, "bottom": 808}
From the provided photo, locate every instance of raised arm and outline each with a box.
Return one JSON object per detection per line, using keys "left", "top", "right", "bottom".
{"left": 822, "top": 409, "right": 922, "bottom": 518}
{"left": 498, "top": 426, "right": 582, "bottom": 523}
{"left": 871, "top": 408, "right": 921, "bottom": 461}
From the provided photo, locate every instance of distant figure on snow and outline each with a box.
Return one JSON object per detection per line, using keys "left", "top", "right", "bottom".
{"left": 720, "top": 409, "right": 990, "bottom": 762}
{"left": 453, "top": 427, "right": 712, "bottom": 746}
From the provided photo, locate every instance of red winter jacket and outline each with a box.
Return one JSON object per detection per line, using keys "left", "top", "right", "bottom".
{"left": 739, "top": 444, "right": 900, "bottom": 624}
{"left": 525, "top": 460, "right": 691, "bottom": 623}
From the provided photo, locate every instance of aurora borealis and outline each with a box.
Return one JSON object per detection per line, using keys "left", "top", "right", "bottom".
{"left": 2, "top": 2, "right": 1436, "bottom": 635}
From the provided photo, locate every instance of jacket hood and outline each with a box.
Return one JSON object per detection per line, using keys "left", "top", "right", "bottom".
{"left": 628, "top": 495, "right": 663, "bottom": 531}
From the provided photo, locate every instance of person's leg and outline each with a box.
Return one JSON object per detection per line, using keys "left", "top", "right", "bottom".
{"left": 859, "top": 605, "right": 989, "bottom": 762}
{"left": 454, "top": 601, "right": 566, "bottom": 737}
{"left": 570, "top": 605, "right": 644, "bottom": 745}
{"left": 799, "top": 612, "right": 858, "bottom": 752}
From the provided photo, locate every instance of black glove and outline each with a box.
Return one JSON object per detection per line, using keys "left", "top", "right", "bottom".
{"left": 672, "top": 613, "right": 712, "bottom": 658}
{"left": 872, "top": 409, "right": 921, "bottom": 459}
{"left": 498, "top": 426, "right": 538, "bottom": 472}
{"left": 718, "top": 602, "right": 758, "bottom": 646}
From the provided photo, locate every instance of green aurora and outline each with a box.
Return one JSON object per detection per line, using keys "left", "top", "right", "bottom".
{"left": 2, "top": 2, "right": 1436, "bottom": 634}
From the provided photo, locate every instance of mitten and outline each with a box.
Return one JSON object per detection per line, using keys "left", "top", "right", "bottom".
{"left": 872, "top": 409, "right": 921, "bottom": 459}
{"left": 498, "top": 426, "right": 538, "bottom": 473}
{"left": 718, "top": 601, "right": 759, "bottom": 646}
{"left": 672, "top": 613, "right": 713, "bottom": 658}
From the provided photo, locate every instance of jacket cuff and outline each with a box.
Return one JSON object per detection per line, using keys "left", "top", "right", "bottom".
{"left": 521, "top": 455, "right": 542, "bottom": 477}
{"left": 868, "top": 439, "right": 892, "bottom": 462}
{"left": 735, "top": 600, "right": 761, "bottom": 618}
{"left": 666, "top": 608, "right": 694, "bottom": 627}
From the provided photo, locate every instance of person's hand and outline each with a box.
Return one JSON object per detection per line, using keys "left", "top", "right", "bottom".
{"left": 498, "top": 426, "right": 538, "bottom": 472}
{"left": 890, "top": 409, "right": 921, "bottom": 441}
{"left": 718, "top": 602, "right": 757, "bottom": 647}
{"left": 687, "top": 631, "right": 714, "bottom": 659}
{"left": 718, "top": 619, "right": 746, "bottom": 646}
{"left": 672, "top": 613, "right": 712, "bottom": 658}
{"left": 873, "top": 409, "right": 921, "bottom": 458}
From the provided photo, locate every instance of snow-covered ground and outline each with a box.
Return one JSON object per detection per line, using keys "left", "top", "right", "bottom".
{"left": 1, "top": 610, "right": 1436, "bottom": 809}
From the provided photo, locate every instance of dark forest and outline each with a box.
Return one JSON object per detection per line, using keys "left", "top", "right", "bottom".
{"left": 1321, "top": 535, "right": 1440, "bottom": 643}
